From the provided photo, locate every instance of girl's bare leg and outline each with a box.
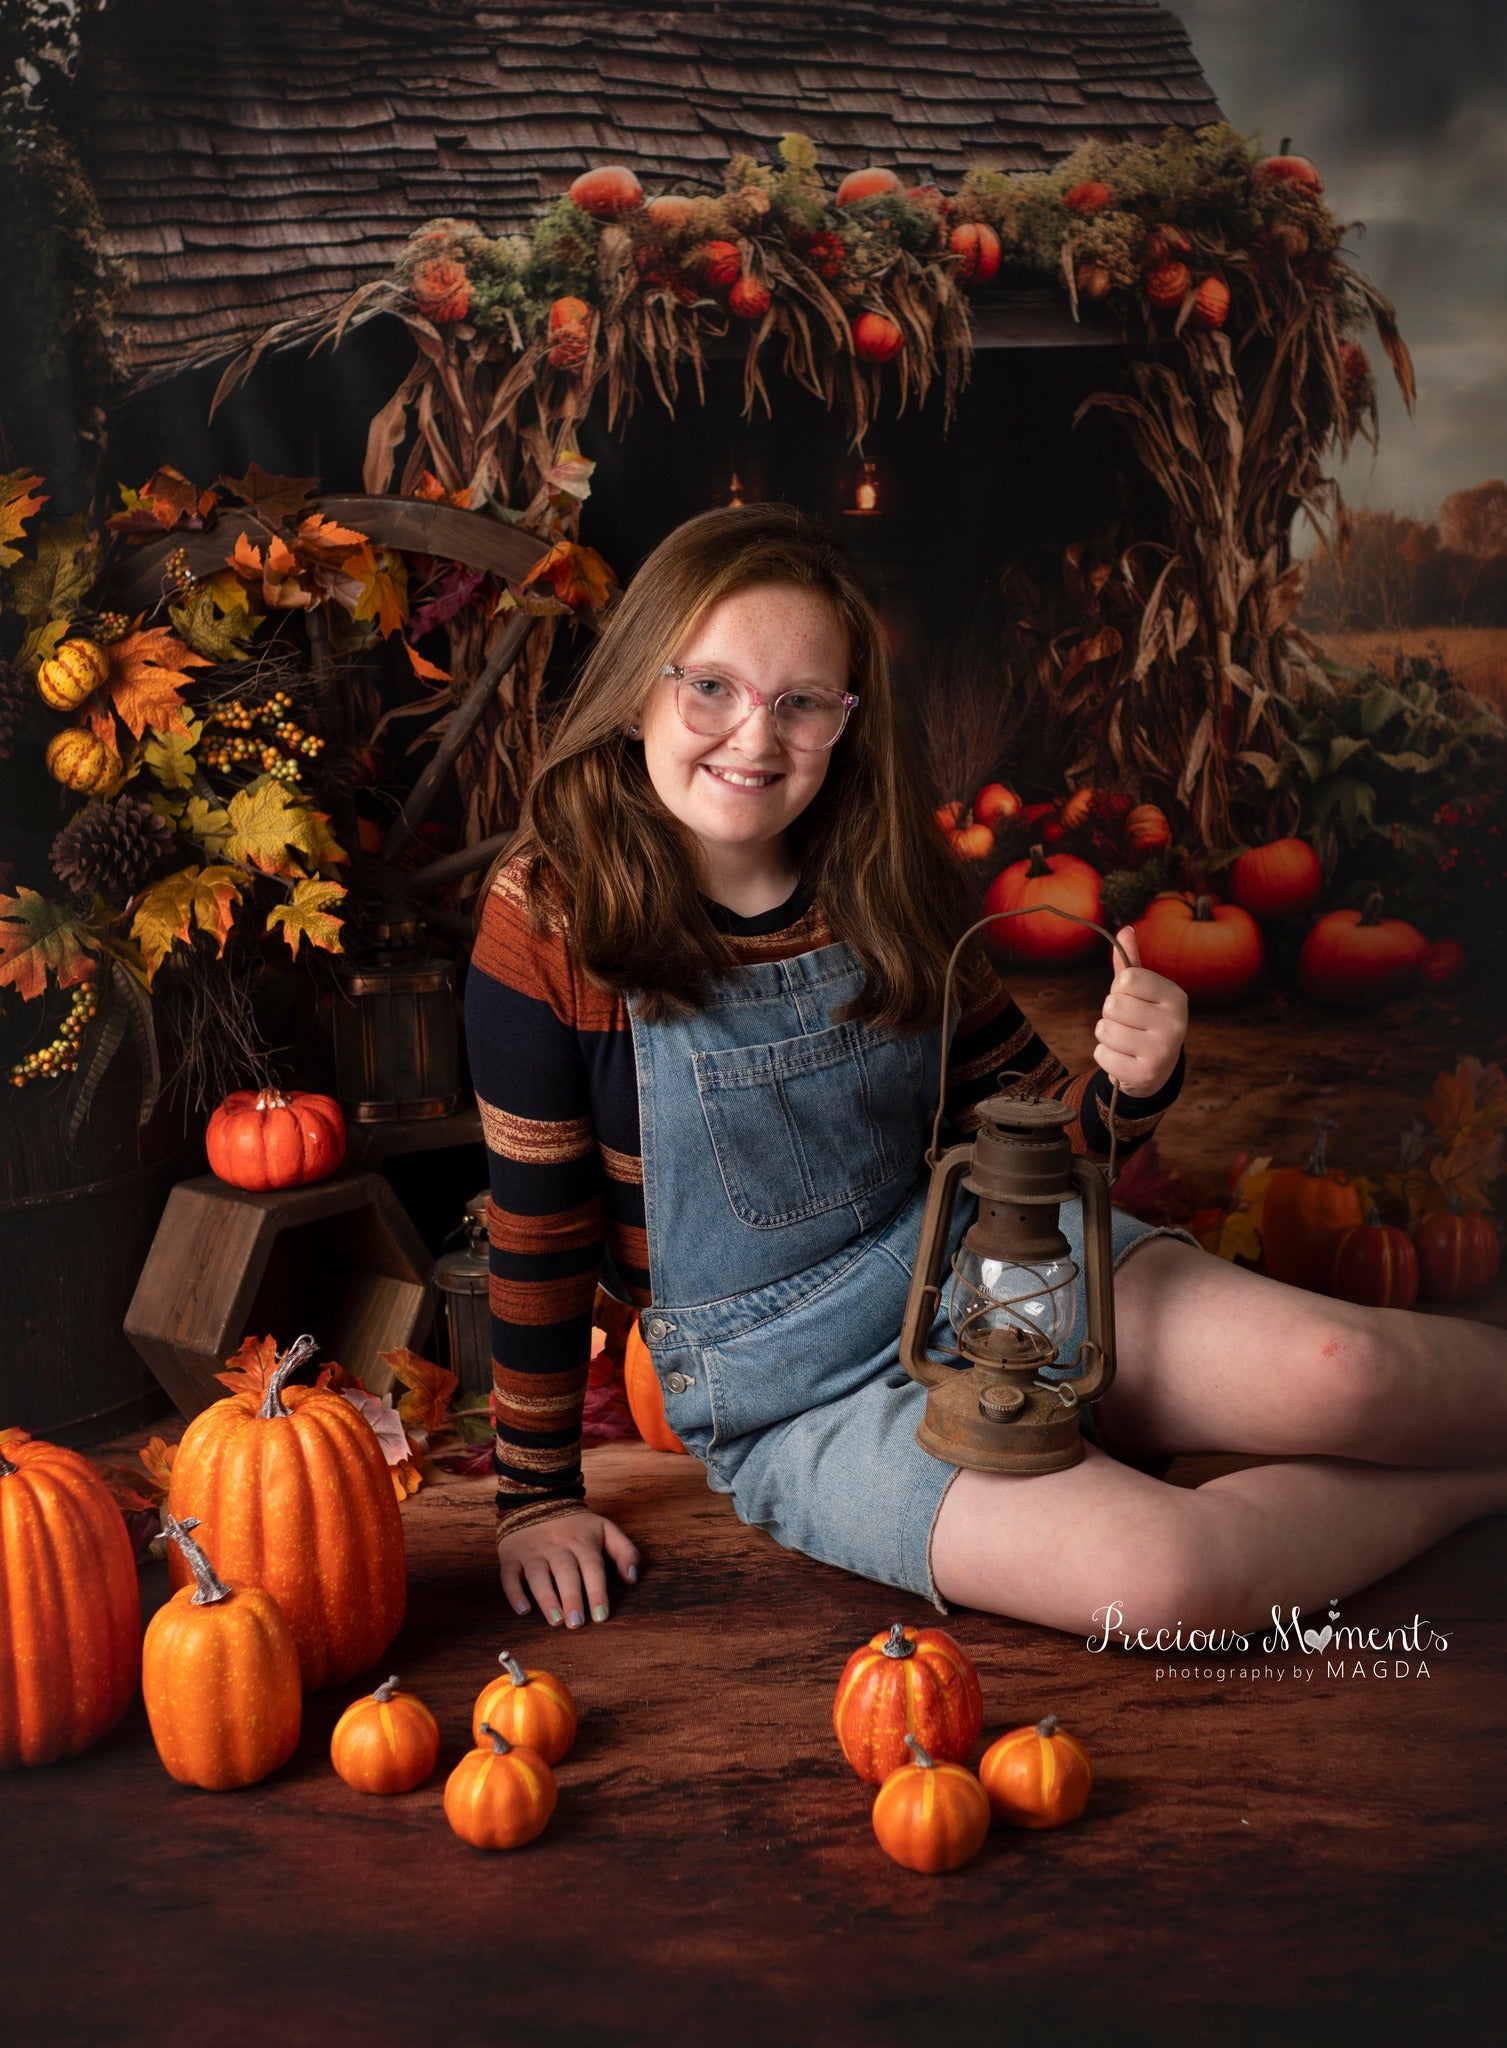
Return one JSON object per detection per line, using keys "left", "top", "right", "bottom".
{"left": 1092, "top": 1237, "right": 1507, "bottom": 1469}
{"left": 930, "top": 1444, "right": 1507, "bottom": 1638}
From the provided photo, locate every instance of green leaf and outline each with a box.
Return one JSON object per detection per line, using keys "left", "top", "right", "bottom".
{"left": 1374, "top": 748, "right": 1447, "bottom": 775}
{"left": 1356, "top": 684, "right": 1407, "bottom": 735}
{"left": 1292, "top": 742, "right": 1325, "bottom": 783}
{"left": 8, "top": 514, "right": 96, "bottom": 624}
{"left": 168, "top": 586, "right": 260, "bottom": 663}
{"left": 1326, "top": 733, "right": 1372, "bottom": 775}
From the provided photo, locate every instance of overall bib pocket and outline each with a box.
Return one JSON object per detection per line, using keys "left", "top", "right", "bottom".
{"left": 693, "top": 1018, "right": 926, "bottom": 1229}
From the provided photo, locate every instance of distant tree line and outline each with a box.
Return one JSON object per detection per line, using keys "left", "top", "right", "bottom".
{"left": 1301, "top": 482, "right": 1507, "bottom": 631}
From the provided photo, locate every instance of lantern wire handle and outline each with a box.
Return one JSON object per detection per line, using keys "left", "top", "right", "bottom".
{"left": 928, "top": 908, "right": 1135, "bottom": 1189}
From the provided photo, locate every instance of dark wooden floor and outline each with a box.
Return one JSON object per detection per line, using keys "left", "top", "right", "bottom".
{"left": 5, "top": 1427, "right": 1505, "bottom": 2048}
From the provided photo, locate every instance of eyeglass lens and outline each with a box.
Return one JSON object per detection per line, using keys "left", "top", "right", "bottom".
{"left": 676, "top": 670, "right": 848, "bottom": 749}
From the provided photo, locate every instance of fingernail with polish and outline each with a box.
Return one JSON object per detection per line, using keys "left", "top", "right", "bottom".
{"left": 567, "top": 1608, "right": 583, "bottom": 1628}
{"left": 592, "top": 1604, "right": 608, "bottom": 1622}
{"left": 513, "top": 1600, "right": 529, "bottom": 1615}
{"left": 548, "top": 1607, "right": 562, "bottom": 1625}
{"left": 625, "top": 1563, "right": 638, "bottom": 1582}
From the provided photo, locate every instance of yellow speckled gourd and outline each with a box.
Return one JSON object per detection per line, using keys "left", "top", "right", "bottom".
{"left": 36, "top": 638, "right": 109, "bottom": 712}
{"left": 44, "top": 726, "right": 120, "bottom": 795}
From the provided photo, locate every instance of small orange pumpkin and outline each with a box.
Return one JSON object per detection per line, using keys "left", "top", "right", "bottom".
{"left": 1190, "top": 276, "right": 1231, "bottom": 330}
{"left": 1330, "top": 1208, "right": 1419, "bottom": 1310}
{"left": 836, "top": 167, "right": 902, "bottom": 207}
{"left": 143, "top": 1514, "right": 302, "bottom": 1790}
{"left": 0, "top": 1430, "right": 141, "bottom": 1770}
{"left": 1132, "top": 892, "right": 1265, "bottom": 1007}
{"left": 853, "top": 310, "right": 904, "bottom": 363}
{"left": 699, "top": 239, "right": 742, "bottom": 288}
{"left": 1261, "top": 1120, "right": 1365, "bottom": 1293}
{"left": 1060, "top": 786, "right": 1096, "bottom": 830}
{"left": 1063, "top": 180, "right": 1113, "bottom": 215}
{"left": 1228, "top": 837, "right": 1322, "bottom": 921}
{"left": 646, "top": 195, "right": 695, "bottom": 234}
{"left": 330, "top": 1674, "right": 440, "bottom": 1794}
{"left": 444, "top": 1723, "right": 557, "bottom": 1850}
{"left": 623, "top": 1321, "right": 687, "bottom": 1454}
{"left": 980, "top": 844, "right": 1102, "bottom": 967}
{"left": 833, "top": 1621, "right": 984, "bottom": 1785}
{"left": 568, "top": 165, "right": 643, "bottom": 219}
{"left": 1414, "top": 1203, "right": 1501, "bottom": 1304}
{"left": 548, "top": 295, "right": 592, "bottom": 334}
{"left": 950, "top": 821, "right": 995, "bottom": 861}
{"left": 978, "top": 1712, "right": 1093, "bottom": 1829}
{"left": 871, "top": 1734, "right": 991, "bottom": 1873}
{"left": 728, "top": 275, "right": 772, "bottom": 321}
{"left": 1297, "top": 893, "right": 1427, "bottom": 1008}
{"left": 1145, "top": 260, "right": 1191, "bottom": 310}
{"left": 471, "top": 1651, "right": 577, "bottom": 1763}
{"left": 933, "top": 799, "right": 965, "bottom": 836}
{"left": 948, "top": 222, "right": 1001, "bottom": 287}
{"left": 205, "top": 1086, "right": 346, "bottom": 1189}
{"left": 972, "top": 782, "right": 1021, "bottom": 828}
{"left": 1123, "top": 802, "right": 1172, "bottom": 859}
{"left": 411, "top": 257, "right": 470, "bottom": 324}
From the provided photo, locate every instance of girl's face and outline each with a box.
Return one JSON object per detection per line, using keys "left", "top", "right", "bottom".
{"left": 630, "top": 582, "right": 850, "bottom": 892}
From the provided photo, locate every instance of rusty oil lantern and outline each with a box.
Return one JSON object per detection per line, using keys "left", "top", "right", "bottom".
{"left": 898, "top": 906, "right": 1132, "bottom": 1476}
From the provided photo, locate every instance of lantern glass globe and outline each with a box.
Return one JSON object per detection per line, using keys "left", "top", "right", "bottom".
{"left": 948, "top": 1250, "right": 1078, "bottom": 1361}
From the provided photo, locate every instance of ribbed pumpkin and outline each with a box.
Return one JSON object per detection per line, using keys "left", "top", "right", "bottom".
{"left": 45, "top": 726, "right": 120, "bottom": 795}
{"left": 143, "top": 1515, "right": 302, "bottom": 1790}
{"left": 166, "top": 1336, "right": 407, "bottom": 1690}
{"left": 871, "top": 1734, "right": 990, "bottom": 1873}
{"left": 981, "top": 844, "right": 1102, "bottom": 967}
{"left": 833, "top": 1622, "right": 984, "bottom": 1785}
{"left": 205, "top": 1086, "right": 346, "bottom": 1189}
{"left": 948, "top": 222, "right": 1001, "bottom": 287}
{"left": 1145, "top": 260, "right": 1191, "bottom": 310}
{"left": 568, "top": 165, "right": 643, "bottom": 219}
{"left": 728, "top": 275, "right": 772, "bottom": 321}
{"left": 836, "top": 166, "right": 902, "bottom": 207}
{"left": 699, "top": 240, "right": 742, "bottom": 288}
{"left": 36, "top": 638, "right": 109, "bottom": 712}
{"left": 1297, "top": 894, "right": 1427, "bottom": 1008}
{"left": 1228, "top": 837, "right": 1322, "bottom": 921}
{"left": 1124, "top": 802, "right": 1172, "bottom": 859}
{"left": 978, "top": 1713, "right": 1093, "bottom": 1828}
{"left": 444, "top": 1723, "right": 557, "bottom": 1850}
{"left": 1330, "top": 1208, "right": 1419, "bottom": 1310}
{"left": 1190, "top": 276, "right": 1231, "bottom": 330}
{"left": 411, "top": 257, "right": 470, "bottom": 324}
{"left": 1132, "top": 893, "right": 1265, "bottom": 1007}
{"left": 0, "top": 1431, "right": 140, "bottom": 1770}
{"left": 1261, "top": 1122, "right": 1364, "bottom": 1293}
{"left": 471, "top": 1651, "right": 577, "bottom": 1762}
{"left": 623, "top": 1321, "right": 687, "bottom": 1454}
{"left": 853, "top": 311, "right": 904, "bottom": 363}
{"left": 1414, "top": 1204, "right": 1501, "bottom": 1304}
{"left": 330, "top": 1674, "right": 439, "bottom": 1794}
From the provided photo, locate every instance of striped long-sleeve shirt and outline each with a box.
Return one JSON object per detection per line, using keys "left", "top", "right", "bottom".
{"left": 465, "top": 854, "right": 1184, "bottom": 1536}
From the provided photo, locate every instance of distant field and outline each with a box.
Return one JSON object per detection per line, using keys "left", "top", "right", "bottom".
{"left": 1310, "top": 627, "right": 1507, "bottom": 710}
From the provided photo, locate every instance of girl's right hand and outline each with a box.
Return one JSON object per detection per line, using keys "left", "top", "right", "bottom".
{"left": 497, "top": 1509, "right": 640, "bottom": 1628}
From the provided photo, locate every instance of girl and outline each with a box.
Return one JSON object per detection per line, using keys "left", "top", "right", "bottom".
{"left": 466, "top": 503, "right": 1507, "bottom": 1641}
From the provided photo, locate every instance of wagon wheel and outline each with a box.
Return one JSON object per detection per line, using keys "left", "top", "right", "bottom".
{"left": 116, "top": 494, "right": 578, "bottom": 941}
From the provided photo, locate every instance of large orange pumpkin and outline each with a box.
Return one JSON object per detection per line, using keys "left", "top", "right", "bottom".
{"left": 871, "top": 1734, "right": 990, "bottom": 1873}
{"left": 1228, "top": 837, "right": 1322, "bottom": 921}
{"left": 1330, "top": 1209, "right": 1419, "bottom": 1310}
{"left": 1414, "top": 1205, "right": 1501, "bottom": 1304}
{"left": 1261, "top": 1122, "right": 1364, "bottom": 1293}
{"left": 166, "top": 1336, "right": 407, "bottom": 1690}
{"left": 205, "top": 1086, "right": 346, "bottom": 1189}
{"left": 623, "top": 1321, "right": 687, "bottom": 1454}
{"left": 1132, "top": 892, "right": 1265, "bottom": 1007}
{"left": 0, "top": 1430, "right": 140, "bottom": 1770}
{"left": 978, "top": 1713, "right": 1093, "bottom": 1828}
{"left": 980, "top": 844, "right": 1102, "bottom": 967}
{"left": 471, "top": 1651, "right": 578, "bottom": 1763}
{"left": 143, "top": 1514, "right": 302, "bottom": 1790}
{"left": 833, "top": 1622, "right": 984, "bottom": 1785}
{"left": 1297, "top": 894, "right": 1427, "bottom": 1008}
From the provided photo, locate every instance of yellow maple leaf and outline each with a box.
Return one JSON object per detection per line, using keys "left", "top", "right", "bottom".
{"left": 106, "top": 626, "right": 211, "bottom": 740}
{"left": 143, "top": 714, "right": 203, "bottom": 792}
{"left": 0, "top": 471, "right": 47, "bottom": 568}
{"left": 221, "top": 780, "right": 313, "bottom": 878}
{"left": 130, "top": 864, "right": 244, "bottom": 981}
{"left": 183, "top": 794, "right": 232, "bottom": 856}
{"left": 380, "top": 1346, "right": 459, "bottom": 1433}
{"left": 266, "top": 879, "right": 346, "bottom": 958}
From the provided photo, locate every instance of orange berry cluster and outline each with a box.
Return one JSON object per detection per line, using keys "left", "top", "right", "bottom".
{"left": 7, "top": 977, "right": 99, "bottom": 1088}
{"left": 94, "top": 611, "right": 130, "bottom": 645}
{"left": 201, "top": 691, "right": 323, "bottom": 783}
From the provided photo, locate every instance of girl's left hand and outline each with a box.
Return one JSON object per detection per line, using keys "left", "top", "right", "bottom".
{"left": 1093, "top": 927, "right": 1188, "bottom": 1099}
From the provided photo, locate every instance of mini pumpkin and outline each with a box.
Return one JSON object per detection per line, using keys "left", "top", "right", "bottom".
{"left": 871, "top": 1734, "right": 990, "bottom": 1873}
{"left": 44, "top": 726, "right": 120, "bottom": 795}
{"left": 1253, "top": 145, "right": 1323, "bottom": 194}
{"left": 728, "top": 275, "right": 772, "bottom": 321}
{"left": 205, "top": 1086, "right": 346, "bottom": 1189}
{"left": 1063, "top": 180, "right": 1113, "bottom": 215}
{"left": 833, "top": 1621, "right": 984, "bottom": 1785}
{"left": 330, "top": 1674, "right": 440, "bottom": 1794}
{"left": 1260, "top": 1121, "right": 1364, "bottom": 1293}
{"left": 411, "top": 257, "right": 470, "bottom": 324}
{"left": 836, "top": 167, "right": 902, "bottom": 207}
{"left": 1330, "top": 1208, "right": 1419, "bottom": 1311}
{"left": 548, "top": 295, "right": 592, "bottom": 334}
{"left": 1145, "top": 260, "right": 1191, "bottom": 310}
{"left": 0, "top": 1430, "right": 141, "bottom": 1770}
{"left": 949, "top": 222, "right": 1002, "bottom": 287}
{"left": 972, "top": 783, "right": 1021, "bottom": 828}
{"left": 1228, "top": 837, "right": 1322, "bottom": 921}
{"left": 1123, "top": 802, "right": 1172, "bottom": 860}
{"left": 143, "top": 1514, "right": 302, "bottom": 1790}
{"left": 978, "top": 1713, "right": 1092, "bottom": 1829}
{"left": 624, "top": 1321, "right": 687, "bottom": 1454}
{"left": 853, "top": 311, "right": 904, "bottom": 363}
{"left": 568, "top": 165, "right": 643, "bottom": 219}
{"left": 699, "top": 239, "right": 742, "bottom": 288}
{"left": 1414, "top": 1204, "right": 1500, "bottom": 1305}
{"left": 444, "top": 1723, "right": 557, "bottom": 1850}
{"left": 1190, "top": 276, "right": 1231, "bottom": 330}
{"left": 951, "top": 821, "right": 995, "bottom": 861}
{"left": 471, "top": 1651, "right": 577, "bottom": 1763}
{"left": 36, "top": 638, "right": 109, "bottom": 712}
{"left": 980, "top": 844, "right": 1102, "bottom": 967}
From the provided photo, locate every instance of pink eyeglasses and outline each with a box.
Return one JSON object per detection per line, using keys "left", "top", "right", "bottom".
{"left": 659, "top": 664, "right": 859, "bottom": 751}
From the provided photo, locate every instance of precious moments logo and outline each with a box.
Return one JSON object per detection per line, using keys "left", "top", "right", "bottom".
{"left": 1086, "top": 1597, "right": 1452, "bottom": 1684}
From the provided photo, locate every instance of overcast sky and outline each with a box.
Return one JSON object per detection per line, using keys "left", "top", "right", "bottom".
{"left": 1177, "top": 0, "right": 1507, "bottom": 523}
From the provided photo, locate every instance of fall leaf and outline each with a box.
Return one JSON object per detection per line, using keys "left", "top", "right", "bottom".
{"left": 169, "top": 586, "right": 259, "bottom": 663}
{"left": 404, "top": 641, "right": 451, "bottom": 684}
{"left": 0, "top": 890, "right": 99, "bottom": 1001}
{"left": 97, "top": 1464, "right": 162, "bottom": 1513}
{"left": 17, "top": 615, "right": 69, "bottom": 680}
{"left": 314, "top": 1360, "right": 355, "bottom": 1392}
{"left": 130, "top": 865, "right": 244, "bottom": 981}
{"left": 222, "top": 779, "right": 347, "bottom": 878}
{"left": 107, "top": 627, "right": 211, "bottom": 739}
{"left": 294, "top": 512, "right": 371, "bottom": 559}
{"left": 341, "top": 1386, "right": 414, "bottom": 1466}
{"left": 144, "top": 715, "right": 203, "bottom": 792}
{"left": 8, "top": 512, "right": 95, "bottom": 625}
{"left": 346, "top": 546, "right": 408, "bottom": 637}
{"left": 107, "top": 465, "right": 216, "bottom": 535}
{"left": 182, "top": 793, "right": 232, "bottom": 854}
{"left": 519, "top": 539, "right": 615, "bottom": 613}
{"left": 266, "top": 878, "right": 346, "bottom": 957}
{"left": 410, "top": 470, "right": 472, "bottom": 508}
{"left": 542, "top": 449, "right": 596, "bottom": 503}
{"left": 390, "top": 1457, "right": 424, "bottom": 1500}
{"left": 215, "top": 1333, "right": 281, "bottom": 1399}
{"left": 380, "top": 1347, "right": 458, "bottom": 1434}
{"left": 0, "top": 471, "right": 47, "bottom": 568}
{"left": 218, "top": 462, "right": 320, "bottom": 522}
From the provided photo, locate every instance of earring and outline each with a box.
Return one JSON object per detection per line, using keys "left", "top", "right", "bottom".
{"left": 628, "top": 724, "right": 639, "bottom": 734}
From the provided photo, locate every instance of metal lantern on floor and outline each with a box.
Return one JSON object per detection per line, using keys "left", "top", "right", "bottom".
{"left": 433, "top": 1191, "right": 492, "bottom": 1396}
{"left": 331, "top": 907, "right": 461, "bottom": 1122}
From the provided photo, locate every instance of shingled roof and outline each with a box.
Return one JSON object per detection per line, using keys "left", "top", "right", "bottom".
{"left": 75, "top": 0, "right": 1221, "bottom": 383}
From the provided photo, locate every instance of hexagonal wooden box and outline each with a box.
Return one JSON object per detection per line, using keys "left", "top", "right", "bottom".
{"left": 124, "top": 1172, "right": 437, "bottom": 1419}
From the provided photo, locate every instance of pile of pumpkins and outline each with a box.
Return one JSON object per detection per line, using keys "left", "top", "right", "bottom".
{"left": 935, "top": 782, "right": 1463, "bottom": 1010}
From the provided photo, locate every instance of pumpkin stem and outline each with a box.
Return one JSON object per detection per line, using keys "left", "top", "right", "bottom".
{"left": 258, "top": 1333, "right": 321, "bottom": 1419}
{"left": 903, "top": 1733, "right": 935, "bottom": 1770}
{"left": 163, "top": 1513, "right": 234, "bottom": 1606}
{"left": 1035, "top": 1714, "right": 1061, "bottom": 1739}
{"left": 880, "top": 1623, "right": 916, "bottom": 1660}
{"left": 1025, "top": 844, "right": 1051, "bottom": 879}
{"left": 373, "top": 1675, "right": 402, "bottom": 1703}
{"left": 499, "top": 1651, "right": 531, "bottom": 1687}
{"left": 1192, "top": 894, "right": 1215, "bottom": 922}
{"left": 254, "top": 1087, "right": 291, "bottom": 1112}
{"left": 0, "top": 1448, "right": 17, "bottom": 1478}
{"left": 478, "top": 1720, "right": 513, "bottom": 1755}
{"left": 1365, "top": 1204, "right": 1383, "bottom": 1228}
{"left": 1305, "top": 1116, "right": 1337, "bottom": 1178}
{"left": 1359, "top": 891, "right": 1385, "bottom": 928}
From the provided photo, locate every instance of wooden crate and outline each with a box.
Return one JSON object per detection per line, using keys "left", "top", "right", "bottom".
{"left": 124, "top": 1172, "right": 436, "bottom": 1418}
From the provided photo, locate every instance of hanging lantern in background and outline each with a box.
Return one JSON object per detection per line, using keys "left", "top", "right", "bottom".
{"left": 847, "top": 459, "right": 881, "bottom": 516}
{"left": 332, "top": 910, "right": 461, "bottom": 1122}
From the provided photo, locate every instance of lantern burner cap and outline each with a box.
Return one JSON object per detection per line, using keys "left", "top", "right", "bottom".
{"left": 976, "top": 1095, "right": 1077, "bottom": 1133}
{"left": 959, "top": 1322, "right": 1057, "bottom": 1369}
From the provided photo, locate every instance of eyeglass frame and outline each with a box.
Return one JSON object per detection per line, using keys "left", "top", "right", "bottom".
{"left": 655, "top": 663, "right": 860, "bottom": 752}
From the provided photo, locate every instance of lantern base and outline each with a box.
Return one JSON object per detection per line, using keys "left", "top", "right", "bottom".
{"left": 914, "top": 1367, "right": 1090, "bottom": 1475}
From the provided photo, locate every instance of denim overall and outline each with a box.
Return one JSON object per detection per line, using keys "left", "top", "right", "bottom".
{"left": 628, "top": 936, "right": 1188, "bottom": 1612}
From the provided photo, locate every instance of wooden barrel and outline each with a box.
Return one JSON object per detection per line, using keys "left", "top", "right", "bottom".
{"left": 0, "top": 1054, "right": 199, "bottom": 1446}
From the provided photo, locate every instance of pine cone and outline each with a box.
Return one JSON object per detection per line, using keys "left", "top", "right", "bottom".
{"left": 0, "top": 656, "right": 27, "bottom": 762}
{"left": 1099, "top": 866, "right": 1160, "bottom": 931}
{"left": 51, "top": 792, "right": 175, "bottom": 902}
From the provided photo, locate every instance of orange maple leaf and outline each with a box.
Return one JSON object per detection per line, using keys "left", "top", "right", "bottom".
{"left": 380, "top": 1347, "right": 458, "bottom": 1433}
{"left": 218, "top": 463, "right": 320, "bottom": 522}
{"left": 106, "top": 626, "right": 211, "bottom": 739}
{"left": 214, "top": 1332, "right": 282, "bottom": 1399}
{"left": 345, "top": 547, "right": 407, "bottom": 637}
{"left": 520, "top": 539, "right": 615, "bottom": 613}
{"left": 390, "top": 1456, "right": 424, "bottom": 1501}
{"left": 410, "top": 470, "right": 473, "bottom": 508}
{"left": 295, "top": 512, "right": 371, "bottom": 559}
{"left": 314, "top": 1359, "right": 355, "bottom": 1392}
{"left": 262, "top": 533, "right": 318, "bottom": 610}
{"left": 139, "top": 1436, "right": 179, "bottom": 1495}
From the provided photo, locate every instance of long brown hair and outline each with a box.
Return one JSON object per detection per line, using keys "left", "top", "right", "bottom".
{"left": 487, "top": 502, "right": 993, "bottom": 1032}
